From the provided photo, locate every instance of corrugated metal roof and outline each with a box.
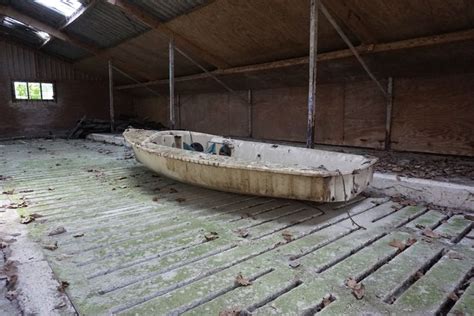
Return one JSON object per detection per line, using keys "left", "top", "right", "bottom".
{"left": 64, "top": 1, "right": 150, "bottom": 49}
{"left": 11, "top": 0, "right": 67, "bottom": 28}
{"left": 0, "top": 15, "right": 45, "bottom": 47}
{"left": 42, "top": 38, "right": 91, "bottom": 61}
{"left": 126, "top": 0, "right": 209, "bottom": 22}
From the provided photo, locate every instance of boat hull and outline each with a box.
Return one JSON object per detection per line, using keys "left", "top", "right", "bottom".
{"left": 126, "top": 130, "right": 376, "bottom": 202}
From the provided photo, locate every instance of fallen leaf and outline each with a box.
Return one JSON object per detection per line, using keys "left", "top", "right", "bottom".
{"left": 388, "top": 239, "right": 405, "bottom": 251}
{"left": 448, "top": 292, "right": 459, "bottom": 301}
{"left": 2, "top": 190, "right": 14, "bottom": 195}
{"left": 5, "top": 290, "right": 17, "bottom": 301}
{"left": 20, "top": 215, "right": 35, "bottom": 224}
{"left": 73, "top": 233, "right": 84, "bottom": 238}
{"left": 405, "top": 238, "right": 417, "bottom": 246}
{"left": 169, "top": 188, "right": 178, "bottom": 194}
{"left": 235, "top": 273, "right": 252, "bottom": 286}
{"left": 282, "top": 230, "right": 293, "bottom": 242}
{"left": 118, "top": 176, "right": 127, "bottom": 180}
{"left": 448, "top": 252, "right": 464, "bottom": 260}
{"left": 54, "top": 300, "right": 67, "bottom": 309}
{"left": 48, "top": 187, "right": 55, "bottom": 191}
{"left": 57, "top": 281, "right": 69, "bottom": 293}
{"left": 289, "top": 260, "right": 301, "bottom": 268}
{"left": 322, "top": 294, "right": 336, "bottom": 307}
{"left": 346, "top": 277, "right": 365, "bottom": 300}
{"left": 415, "top": 224, "right": 425, "bottom": 229}
{"left": 464, "top": 214, "right": 474, "bottom": 221}
{"left": 43, "top": 241, "right": 58, "bottom": 251}
{"left": 219, "top": 308, "right": 241, "bottom": 316}
{"left": 19, "top": 189, "right": 34, "bottom": 193}
{"left": 49, "top": 226, "right": 66, "bottom": 236}
{"left": 414, "top": 271, "right": 424, "bottom": 280}
{"left": 204, "top": 231, "right": 219, "bottom": 242}
{"left": 152, "top": 197, "right": 159, "bottom": 202}
{"left": 422, "top": 228, "right": 440, "bottom": 239}
{"left": 175, "top": 198, "right": 186, "bottom": 203}
{"left": 235, "top": 228, "right": 249, "bottom": 238}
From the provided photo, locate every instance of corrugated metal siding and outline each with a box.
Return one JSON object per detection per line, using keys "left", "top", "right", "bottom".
{"left": 126, "top": 0, "right": 209, "bottom": 22}
{"left": 64, "top": 1, "right": 150, "bottom": 48}
{"left": 42, "top": 38, "right": 91, "bottom": 61}
{"left": 0, "top": 40, "right": 100, "bottom": 81}
{"left": 11, "top": 0, "right": 67, "bottom": 28}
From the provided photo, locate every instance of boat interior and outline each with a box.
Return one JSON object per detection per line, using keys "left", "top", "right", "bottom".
{"left": 141, "top": 130, "right": 375, "bottom": 173}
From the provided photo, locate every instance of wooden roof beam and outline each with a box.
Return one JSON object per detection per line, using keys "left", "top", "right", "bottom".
{"left": 322, "top": 0, "right": 376, "bottom": 44}
{"left": 0, "top": 4, "right": 100, "bottom": 54}
{"left": 115, "top": 27, "right": 474, "bottom": 90}
{"left": 0, "top": 4, "right": 155, "bottom": 80}
{"left": 105, "top": 0, "right": 231, "bottom": 69}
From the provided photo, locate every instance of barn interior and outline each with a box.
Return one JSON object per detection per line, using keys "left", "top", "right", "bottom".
{"left": 0, "top": 0, "right": 473, "bottom": 315}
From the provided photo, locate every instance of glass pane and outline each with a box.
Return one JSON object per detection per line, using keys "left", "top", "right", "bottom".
{"left": 14, "top": 82, "right": 28, "bottom": 99}
{"left": 41, "top": 83, "right": 54, "bottom": 100}
{"left": 28, "top": 82, "right": 41, "bottom": 100}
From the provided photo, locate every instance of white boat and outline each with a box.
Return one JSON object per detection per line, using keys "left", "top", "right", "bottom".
{"left": 123, "top": 129, "right": 377, "bottom": 202}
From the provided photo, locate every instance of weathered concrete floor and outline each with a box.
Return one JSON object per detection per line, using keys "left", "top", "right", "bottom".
{"left": 0, "top": 139, "right": 473, "bottom": 315}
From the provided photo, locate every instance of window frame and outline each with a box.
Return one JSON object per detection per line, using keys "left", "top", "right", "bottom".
{"left": 11, "top": 80, "right": 57, "bottom": 102}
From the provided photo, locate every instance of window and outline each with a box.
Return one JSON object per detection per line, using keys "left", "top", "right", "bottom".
{"left": 13, "top": 81, "right": 55, "bottom": 101}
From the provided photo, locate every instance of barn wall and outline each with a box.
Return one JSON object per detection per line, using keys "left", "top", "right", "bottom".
{"left": 133, "top": 72, "right": 473, "bottom": 156}
{"left": 0, "top": 40, "right": 133, "bottom": 138}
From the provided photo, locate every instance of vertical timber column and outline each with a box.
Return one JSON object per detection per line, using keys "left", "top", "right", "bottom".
{"left": 108, "top": 60, "right": 115, "bottom": 132}
{"left": 306, "top": 0, "right": 320, "bottom": 148}
{"left": 385, "top": 77, "right": 394, "bottom": 150}
{"left": 169, "top": 37, "right": 176, "bottom": 129}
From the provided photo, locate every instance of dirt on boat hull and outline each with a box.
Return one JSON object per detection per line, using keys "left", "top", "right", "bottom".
{"left": 124, "top": 129, "right": 377, "bottom": 202}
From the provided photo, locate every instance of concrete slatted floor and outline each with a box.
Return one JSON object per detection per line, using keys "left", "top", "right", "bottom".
{"left": 0, "top": 139, "right": 473, "bottom": 315}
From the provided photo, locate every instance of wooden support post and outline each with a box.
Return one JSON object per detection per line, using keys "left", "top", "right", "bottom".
{"left": 108, "top": 60, "right": 115, "bottom": 132}
{"left": 169, "top": 37, "right": 175, "bottom": 130}
{"left": 306, "top": 0, "right": 319, "bottom": 148}
{"left": 385, "top": 77, "right": 394, "bottom": 150}
{"left": 248, "top": 89, "right": 252, "bottom": 138}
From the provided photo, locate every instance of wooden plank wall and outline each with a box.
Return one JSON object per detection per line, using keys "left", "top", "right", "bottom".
{"left": 0, "top": 40, "right": 134, "bottom": 137}
{"left": 133, "top": 73, "right": 474, "bottom": 157}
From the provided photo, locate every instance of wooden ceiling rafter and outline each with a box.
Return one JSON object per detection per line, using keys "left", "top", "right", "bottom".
{"left": 0, "top": 3, "right": 155, "bottom": 80}
{"left": 105, "top": 0, "right": 231, "bottom": 69}
{"left": 322, "top": 0, "right": 376, "bottom": 44}
{"left": 115, "top": 27, "right": 474, "bottom": 90}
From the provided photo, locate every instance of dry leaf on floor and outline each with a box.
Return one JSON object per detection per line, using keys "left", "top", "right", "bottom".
{"left": 405, "top": 238, "right": 417, "bottom": 246}
{"left": 175, "top": 198, "right": 186, "bottom": 203}
{"left": 289, "top": 260, "right": 301, "bottom": 268}
{"left": 57, "top": 281, "right": 69, "bottom": 293}
{"left": 322, "top": 294, "right": 336, "bottom": 307}
{"left": 43, "top": 241, "right": 58, "bottom": 251}
{"left": 448, "top": 292, "right": 459, "bottom": 301}
{"left": 152, "top": 197, "right": 159, "bottom": 202}
{"left": 235, "top": 273, "right": 252, "bottom": 286}
{"left": 204, "top": 231, "right": 219, "bottom": 242}
{"left": 219, "top": 308, "right": 241, "bottom": 316}
{"left": 464, "top": 214, "right": 474, "bottom": 221}
{"left": 448, "top": 252, "right": 464, "bottom": 260}
{"left": 118, "top": 176, "right": 127, "bottom": 180}
{"left": 415, "top": 224, "right": 425, "bottom": 229}
{"left": 235, "top": 229, "right": 249, "bottom": 238}
{"left": 20, "top": 215, "right": 35, "bottom": 224}
{"left": 5, "top": 290, "right": 17, "bottom": 301}
{"left": 414, "top": 271, "right": 424, "bottom": 280}
{"left": 169, "top": 188, "right": 178, "bottom": 193}
{"left": 73, "top": 233, "right": 84, "bottom": 238}
{"left": 388, "top": 239, "right": 405, "bottom": 251}
{"left": 345, "top": 277, "right": 365, "bottom": 300}
{"left": 2, "top": 190, "right": 15, "bottom": 195}
{"left": 422, "top": 228, "right": 440, "bottom": 239}
{"left": 49, "top": 226, "right": 66, "bottom": 236}
{"left": 282, "top": 230, "right": 293, "bottom": 242}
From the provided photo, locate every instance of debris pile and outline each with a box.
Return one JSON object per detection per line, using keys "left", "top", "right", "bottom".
{"left": 68, "top": 116, "right": 166, "bottom": 139}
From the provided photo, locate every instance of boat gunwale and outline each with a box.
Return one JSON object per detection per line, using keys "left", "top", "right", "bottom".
{"left": 123, "top": 129, "right": 378, "bottom": 178}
